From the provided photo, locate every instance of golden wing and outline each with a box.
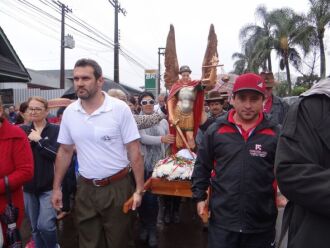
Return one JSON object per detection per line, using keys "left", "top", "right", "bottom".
{"left": 202, "top": 24, "right": 219, "bottom": 91}
{"left": 164, "top": 24, "right": 179, "bottom": 90}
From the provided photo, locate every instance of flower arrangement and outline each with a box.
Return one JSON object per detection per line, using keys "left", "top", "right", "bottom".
{"left": 152, "top": 149, "right": 196, "bottom": 180}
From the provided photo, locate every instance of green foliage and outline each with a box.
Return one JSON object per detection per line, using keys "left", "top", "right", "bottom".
{"left": 292, "top": 86, "right": 309, "bottom": 96}
{"left": 237, "top": 5, "right": 273, "bottom": 72}
{"left": 307, "top": 0, "right": 330, "bottom": 78}
{"left": 232, "top": 1, "right": 329, "bottom": 83}
{"left": 295, "top": 74, "right": 320, "bottom": 87}
{"left": 274, "top": 81, "right": 289, "bottom": 97}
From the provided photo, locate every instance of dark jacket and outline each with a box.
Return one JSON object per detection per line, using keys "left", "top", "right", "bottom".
{"left": 195, "top": 111, "right": 226, "bottom": 148}
{"left": 268, "top": 95, "right": 289, "bottom": 126}
{"left": 192, "top": 111, "right": 279, "bottom": 233}
{"left": 21, "top": 122, "right": 60, "bottom": 194}
{"left": 275, "top": 94, "right": 330, "bottom": 248}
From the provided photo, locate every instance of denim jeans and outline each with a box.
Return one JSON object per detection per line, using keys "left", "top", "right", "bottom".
{"left": 24, "top": 191, "right": 58, "bottom": 248}
{"left": 138, "top": 171, "right": 159, "bottom": 232}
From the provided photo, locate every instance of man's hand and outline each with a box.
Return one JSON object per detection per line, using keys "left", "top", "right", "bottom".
{"left": 277, "top": 194, "right": 288, "bottom": 208}
{"left": 197, "top": 200, "right": 209, "bottom": 223}
{"left": 28, "top": 129, "right": 42, "bottom": 142}
{"left": 197, "top": 200, "right": 206, "bottom": 218}
{"left": 131, "top": 191, "right": 143, "bottom": 210}
{"left": 51, "top": 188, "right": 63, "bottom": 211}
{"left": 161, "top": 134, "right": 175, "bottom": 144}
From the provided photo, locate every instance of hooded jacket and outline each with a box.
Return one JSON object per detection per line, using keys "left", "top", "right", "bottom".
{"left": 275, "top": 78, "right": 330, "bottom": 248}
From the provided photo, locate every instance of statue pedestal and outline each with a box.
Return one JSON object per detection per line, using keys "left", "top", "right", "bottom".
{"left": 150, "top": 178, "right": 192, "bottom": 197}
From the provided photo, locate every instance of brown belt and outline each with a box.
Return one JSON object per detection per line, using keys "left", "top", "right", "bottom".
{"left": 81, "top": 167, "right": 130, "bottom": 187}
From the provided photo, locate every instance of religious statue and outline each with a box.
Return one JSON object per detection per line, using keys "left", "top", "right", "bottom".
{"left": 164, "top": 24, "right": 219, "bottom": 152}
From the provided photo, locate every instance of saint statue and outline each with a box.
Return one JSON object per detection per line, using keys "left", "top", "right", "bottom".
{"left": 164, "top": 24, "right": 219, "bottom": 152}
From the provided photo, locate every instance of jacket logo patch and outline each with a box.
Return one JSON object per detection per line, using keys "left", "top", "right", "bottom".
{"left": 249, "top": 144, "right": 267, "bottom": 157}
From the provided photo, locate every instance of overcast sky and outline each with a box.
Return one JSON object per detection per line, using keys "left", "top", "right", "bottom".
{"left": 1, "top": 0, "right": 329, "bottom": 89}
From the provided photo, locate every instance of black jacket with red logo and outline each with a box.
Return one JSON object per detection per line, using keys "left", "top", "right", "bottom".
{"left": 192, "top": 111, "right": 280, "bottom": 233}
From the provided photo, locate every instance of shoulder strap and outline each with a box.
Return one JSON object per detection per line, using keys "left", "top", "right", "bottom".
{"left": 4, "top": 176, "right": 12, "bottom": 205}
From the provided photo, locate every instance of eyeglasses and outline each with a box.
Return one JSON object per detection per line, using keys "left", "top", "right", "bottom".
{"left": 141, "top": 99, "right": 155, "bottom": 105}
{"left": 27, "top": 107, "right": 44, "bottom": 113}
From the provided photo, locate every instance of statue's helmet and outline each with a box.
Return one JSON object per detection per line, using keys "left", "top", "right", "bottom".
{"left": 179, "top": 65, "right": 192, "bottom": 74}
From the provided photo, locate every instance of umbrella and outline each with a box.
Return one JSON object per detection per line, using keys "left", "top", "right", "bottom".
{"left": 0, "top": 177, "right": 22, "bottom": 248}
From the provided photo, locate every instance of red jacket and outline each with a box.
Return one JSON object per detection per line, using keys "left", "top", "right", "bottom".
{"left": 0, "top": 119, "right": 34, "bottom": 228}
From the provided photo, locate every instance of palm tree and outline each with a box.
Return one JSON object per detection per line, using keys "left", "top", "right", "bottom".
{"left": 232, "top": 52, "right": 248, "bottom": 75}
{"left": 268, "top": 8, "right": 312, "bottom": 95}
{"left": 232, "top": 39, "right": 260, "bottom": 75}
{"left": 239, "top": 5, "right": 273, "bottom": 72}
{"left": 307, "top": 0, "right": 330, "bottom": 78}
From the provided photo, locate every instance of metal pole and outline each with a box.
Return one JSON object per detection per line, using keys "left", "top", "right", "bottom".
{"left": 158, "top": 48, "right": 165, "bottom": 97}
{"left": 114, "top": 0, "right": 119, "bottom": 83}
{"left": 54, "top": 1, "right": 71, "bottom": 89}
{"left": 60, "top": 3, "right": 65, "bottom": 89}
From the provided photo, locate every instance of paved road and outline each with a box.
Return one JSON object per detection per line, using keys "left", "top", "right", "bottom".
{"left": 20, "top": 201, "right": 287, "bottom": 248}
{"left": 21, "top": 199, "right": 208, "bottom": 248}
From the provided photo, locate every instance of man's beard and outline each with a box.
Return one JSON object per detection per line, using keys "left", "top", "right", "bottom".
{"left": 75, "top": 87, "right": 97, "bottom": 100}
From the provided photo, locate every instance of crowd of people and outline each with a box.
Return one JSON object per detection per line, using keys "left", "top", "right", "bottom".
{"left": 0, "top": 57, "right": 329, "bottom": 248}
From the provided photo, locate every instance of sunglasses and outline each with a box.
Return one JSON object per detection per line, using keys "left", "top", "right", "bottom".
{"left": 27, "top": 107, "right": 44, "bottom": 113}
{"left": 141, "top": 99, "right": 155, "bottom": 105}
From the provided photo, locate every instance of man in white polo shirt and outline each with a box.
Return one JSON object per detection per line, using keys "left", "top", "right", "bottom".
{"left": 51, "top": 58, "right": 144, "bottom": 248}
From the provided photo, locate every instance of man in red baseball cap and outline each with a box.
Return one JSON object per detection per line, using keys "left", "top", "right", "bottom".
{"left": 231, "top": 73, "right": 266, "bottom": 125}
{"left": 193, "top": 73, "right": 279, "bottom": 248}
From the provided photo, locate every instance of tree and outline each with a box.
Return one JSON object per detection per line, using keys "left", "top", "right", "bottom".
{"left": 231, "top": 52, "right": 248, "bottom": 75}
{"left": 268, "top": 8, "right": 312, "bottom": 95}
{"left": 307, "top": 0, "right": 330, "bottom": 78}
{"left": 275, "top": 80, "right": 289, "bottom": 97}
{"left": 231, "top": 38, "right": 260, "bottom": 74}
{"left": 239, "top": 5, "right": 273, "bottom": 72}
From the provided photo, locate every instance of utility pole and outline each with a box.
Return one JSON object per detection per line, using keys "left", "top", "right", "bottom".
{"left": 108, "top": 0, "right": 126, "bottom": 83}
{"left": 53, "top": 1, "right": 72, "bottom": 89}
{"left": 158, "top": 48, "right": 165, "bottom": 96}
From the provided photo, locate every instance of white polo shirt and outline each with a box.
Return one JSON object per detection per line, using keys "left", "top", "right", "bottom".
{"left": 58, "top": 92, "right": 140, "bottom": 179}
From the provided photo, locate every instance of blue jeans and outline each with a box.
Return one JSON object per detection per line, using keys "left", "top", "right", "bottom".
{"left": 24, "top": 191, "right": 58, "bottom": 248}
{"left": 138, "top": 171, "right": 159, "bottom": 231}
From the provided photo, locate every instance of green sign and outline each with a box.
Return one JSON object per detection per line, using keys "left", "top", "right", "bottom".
{"left": 145, "top": 69, "right": 157, "bottom": 90}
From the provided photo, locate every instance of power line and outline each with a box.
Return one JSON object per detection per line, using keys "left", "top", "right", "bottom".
{"left": 4, "top": 0, "right": 149, "bottom": 78}
{"left": 38, "top": 0, "right": 60, "bottom": 13}
{"left": 0, "top": 4, "right": 59, "bottom": 40}
{"left": 119, "top": 48, "right": 146, "bottom": 69}
{"left": 120, "top": 45, "right": 154, "bottom": 69}
{"left": 18, "top": 0, "right": 149, "bottom": 71}
{"left": 2, "top": 0, "right": 60, "bottom": 30}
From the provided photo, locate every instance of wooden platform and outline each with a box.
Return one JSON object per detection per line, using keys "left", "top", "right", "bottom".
{"left": 122, "top": 177, "right": 193, "bottom": 213}
{"left": 149, "top": 178, "right": 192, "bottom": 197}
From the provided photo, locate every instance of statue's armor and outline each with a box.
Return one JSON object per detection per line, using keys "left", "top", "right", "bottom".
{"left": 177, "top": 86, "right": 196, "bottom": 114}
{"left": 173, "top": 86, "right": 196, "bottom": 134}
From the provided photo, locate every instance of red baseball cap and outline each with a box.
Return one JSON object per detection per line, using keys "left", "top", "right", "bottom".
{"left": 233, "top": 73, "right": 266, "bottom": 95}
